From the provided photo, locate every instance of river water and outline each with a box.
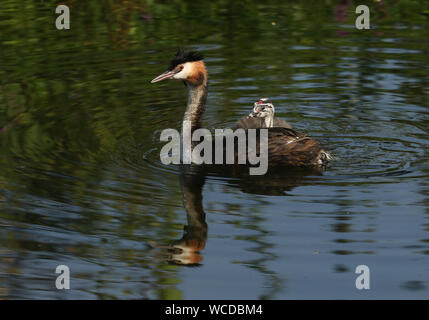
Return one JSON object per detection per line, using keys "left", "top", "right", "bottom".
{"left": 0, "top": 1, "right": 429, "bottom": 299}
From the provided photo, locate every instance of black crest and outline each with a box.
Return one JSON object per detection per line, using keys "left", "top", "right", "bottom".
{"left": 168, "top": 48, "right": 204, "bottom": 70}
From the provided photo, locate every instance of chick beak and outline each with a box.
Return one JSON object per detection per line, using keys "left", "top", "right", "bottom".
{"left": 247, "top": 110, "right": 259, "bottom": 119}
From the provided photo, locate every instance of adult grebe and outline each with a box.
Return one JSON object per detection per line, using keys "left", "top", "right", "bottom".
{"left": 151, "top": 49, "right": 332, "bottom": 167}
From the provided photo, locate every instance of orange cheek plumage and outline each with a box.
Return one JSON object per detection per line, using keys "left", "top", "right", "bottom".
{"left": 186, "top": 61, "right": 207, "bottom": 86}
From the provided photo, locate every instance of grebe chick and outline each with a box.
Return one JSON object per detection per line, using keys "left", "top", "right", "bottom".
{"left": 247, "top": 98, "right": 275, "bottom": 128}
{"left": 235, "top": 98, "right": 291, "bottom": 129}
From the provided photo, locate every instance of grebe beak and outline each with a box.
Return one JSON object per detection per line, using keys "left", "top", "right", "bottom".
{"left": 151, "top": 70, "right": 176, "bottom": 83}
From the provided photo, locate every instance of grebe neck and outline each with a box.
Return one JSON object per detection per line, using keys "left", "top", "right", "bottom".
{"left": 262, "top": 115, "right": 274, "bottom": 128}
{"left": 183, "top": 82, "right": 207, "bottom": 132}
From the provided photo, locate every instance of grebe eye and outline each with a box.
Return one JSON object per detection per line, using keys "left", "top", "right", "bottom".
{"left": 179, "top": 65, "right": 184, "bottom": 70}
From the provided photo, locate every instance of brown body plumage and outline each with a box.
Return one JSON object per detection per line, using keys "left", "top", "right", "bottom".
{"left": 263, "top": 127, "right": 329, "bottom": 166}
{"left": 234, "top": 116, "right": 292, "bottom": 130}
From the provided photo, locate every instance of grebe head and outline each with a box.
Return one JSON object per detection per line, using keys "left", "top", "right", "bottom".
{"left": 247, "top": 98, "right": 275, "bottom": 119}
{"left": 151, "top": 48, "right": 206, "bottom": 86}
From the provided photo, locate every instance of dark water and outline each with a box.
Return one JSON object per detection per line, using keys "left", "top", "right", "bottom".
{"left": 1, "top": 0, "right": 429, "bottom": 299}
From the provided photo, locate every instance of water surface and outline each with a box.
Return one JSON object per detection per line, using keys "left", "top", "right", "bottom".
{"left": 0, "top": 0, "right": 429, "bottom": 299}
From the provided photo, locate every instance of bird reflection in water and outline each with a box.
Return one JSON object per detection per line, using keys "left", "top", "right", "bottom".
{"left": 152, "top": 164, "right": 323, "bottom": 266}
{"left": 151, "top": 165, "right": 207, "bottom": 266}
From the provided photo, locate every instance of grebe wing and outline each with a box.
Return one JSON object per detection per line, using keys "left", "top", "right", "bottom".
{"left": 266, "top": 128, "right": 327, "bottom": 166}
{"left": 273, "top": 118, "right": 292, "bottom": 129}
{"left": 234, "top": 117, "right": 292, "bottom": 129}
{"left": 267, "top": 127, "right": 306, "bottom": 139}
{"left": 234, "top": 117, "right": 261, "bottom": 129}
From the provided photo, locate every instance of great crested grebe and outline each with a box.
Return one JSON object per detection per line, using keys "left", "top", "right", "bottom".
{"left": 151, "top": 49, "right": 332, "bottom": 167}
